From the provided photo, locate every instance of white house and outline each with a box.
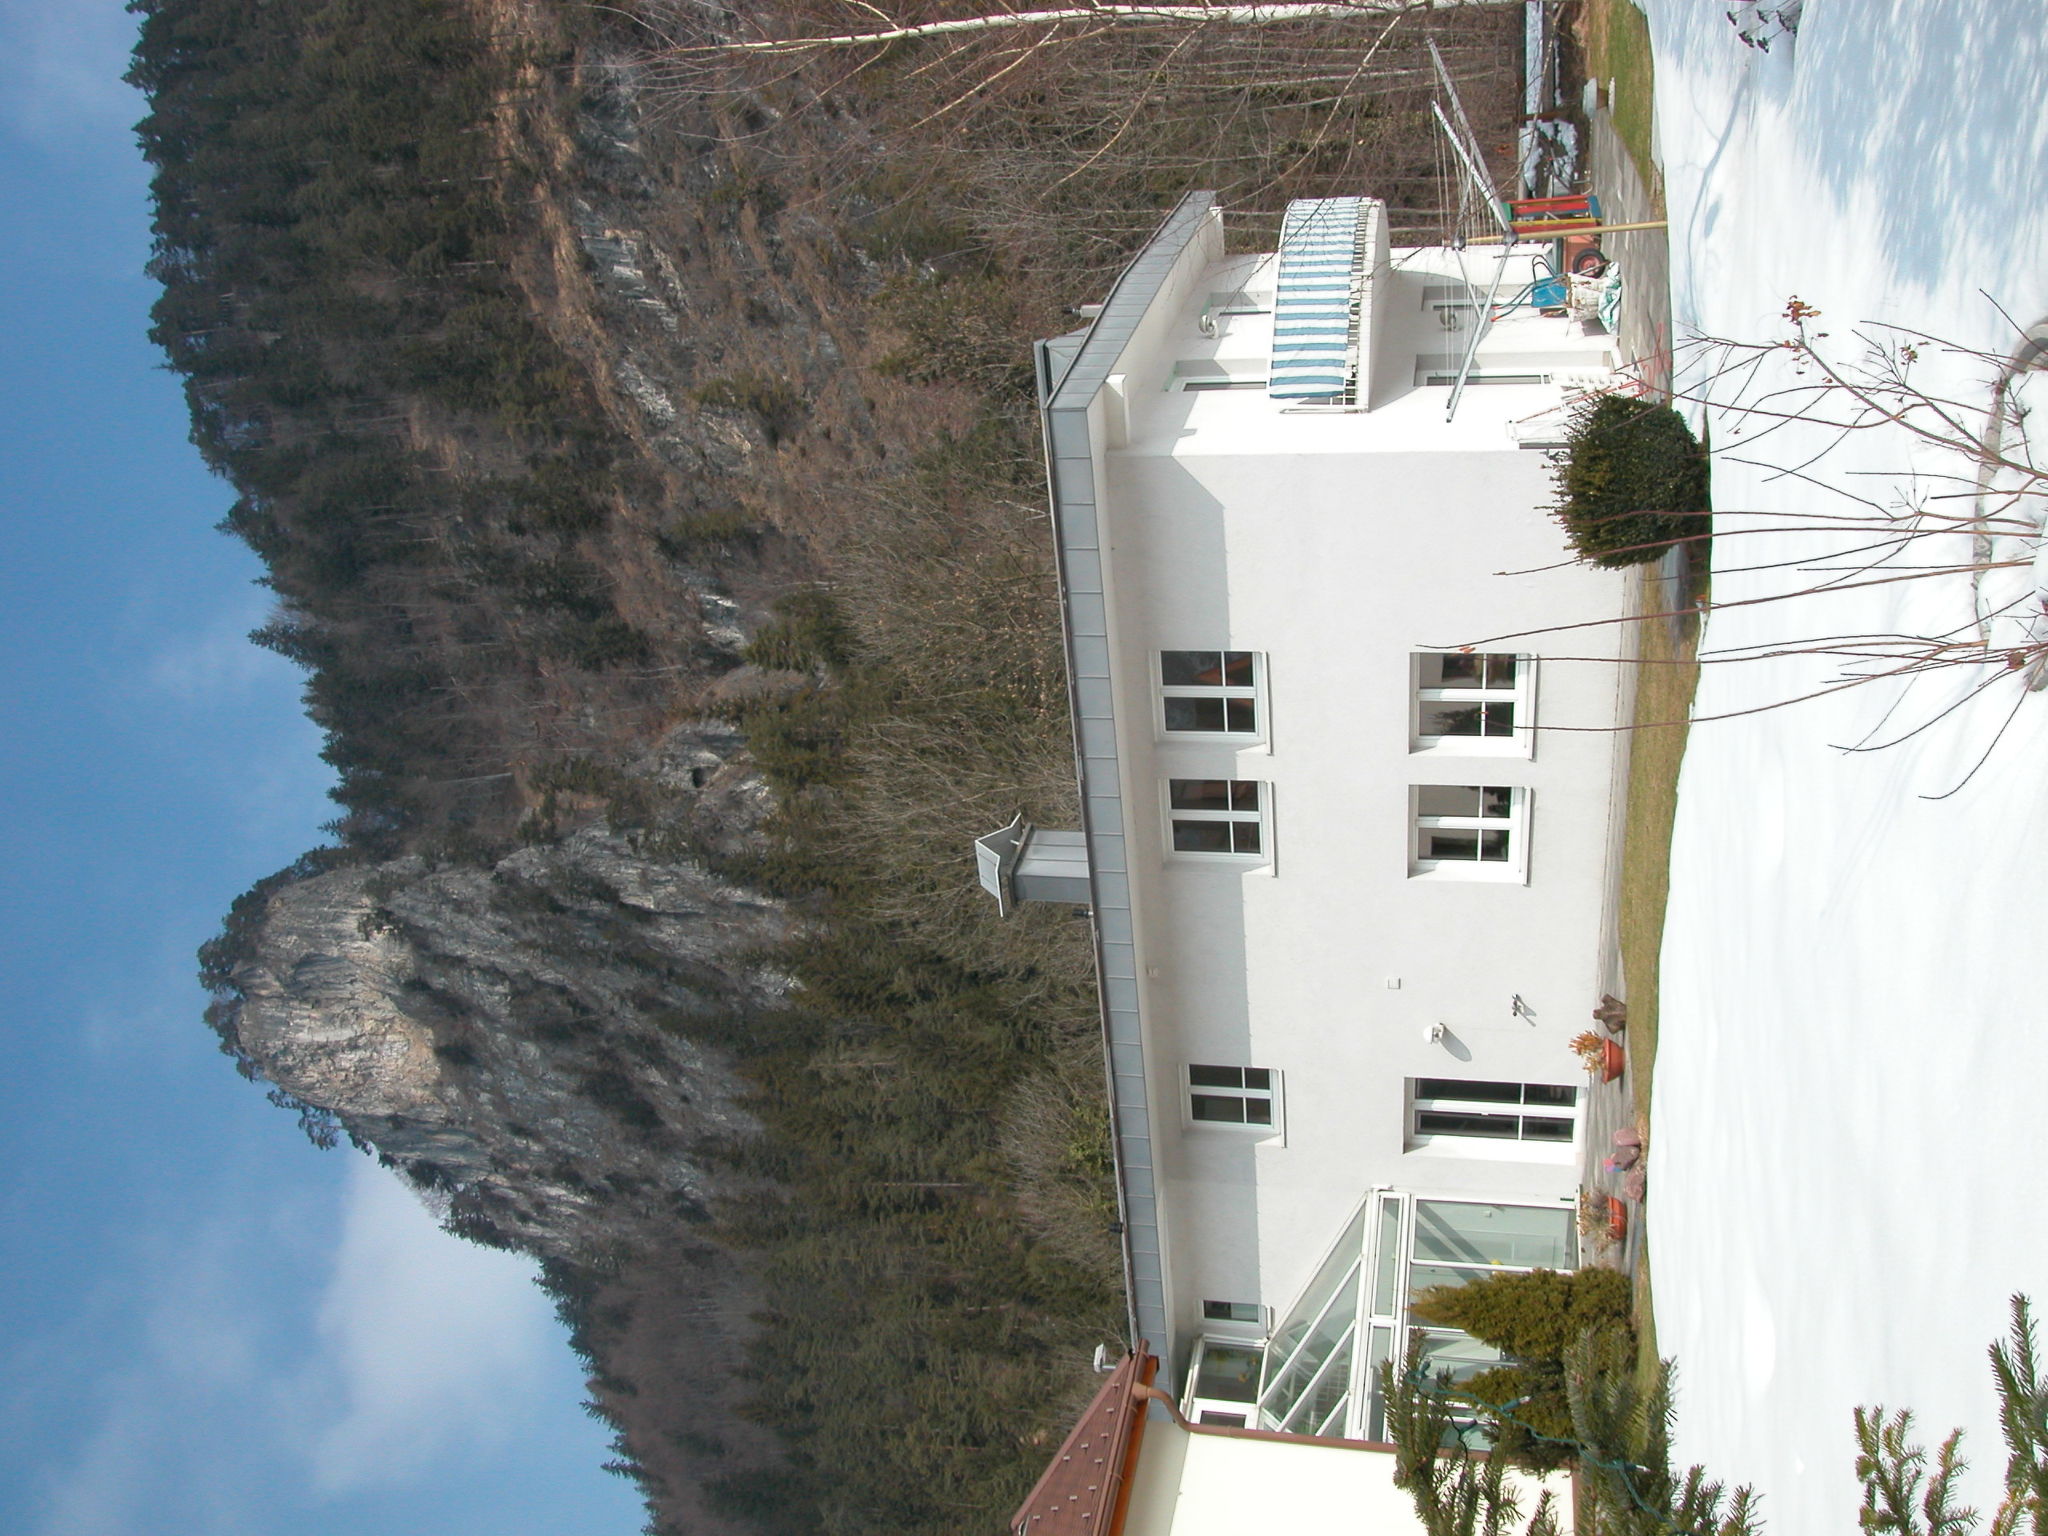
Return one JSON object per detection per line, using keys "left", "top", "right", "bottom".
{"left": 989, "top": 190, "right": 1635, "bottom": 1451}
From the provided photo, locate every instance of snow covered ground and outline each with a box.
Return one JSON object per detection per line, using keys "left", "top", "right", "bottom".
{"left": 1641, "top": 0, "right": 2048, "bottom": 1527}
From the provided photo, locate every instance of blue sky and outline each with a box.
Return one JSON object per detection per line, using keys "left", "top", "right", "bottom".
{"left": 0, "top": 5, "right": 644, "bottom": 1531}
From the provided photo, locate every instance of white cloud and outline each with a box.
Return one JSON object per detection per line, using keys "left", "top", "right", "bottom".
{"left": 0, "top": 0, "right": 141, "bottom": 143}
{"left": 18, "top": 1198, "right": 280, "bottom": 1536}
{"left": 14, "top": 1155, "right": 596, "bottom": 1536}
{"left": 143, "top": 612, "right": 289, "bottom": 707}
{"left": 305, "top": 1158, "right": 559, "bottom": 1493}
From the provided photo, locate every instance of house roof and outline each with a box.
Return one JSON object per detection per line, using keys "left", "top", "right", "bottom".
{"left": 1035, "top": 188, "right": 1220, "bottom": 1371}
{"left": 1010, "top": 1351, "right": 1157, "bottom": 1536}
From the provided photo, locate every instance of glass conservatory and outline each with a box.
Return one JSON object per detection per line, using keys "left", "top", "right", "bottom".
{"left": 1182, "top": 1191, "right": 1578, "bottom": 1443}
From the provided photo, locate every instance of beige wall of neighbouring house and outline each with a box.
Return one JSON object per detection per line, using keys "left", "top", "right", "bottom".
{"left": 1121, "top": 1421, "right": 1572, "bottom": 1536}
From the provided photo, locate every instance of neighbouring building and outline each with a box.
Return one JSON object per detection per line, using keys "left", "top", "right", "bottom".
{"left": 1008, "top": 1348, "right": 1573, "bottom": 1536}
{"left": 981, "top": 190, "right": 1632, "bottom": 1457}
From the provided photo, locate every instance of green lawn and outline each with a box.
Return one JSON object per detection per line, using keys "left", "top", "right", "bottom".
{"left": 1614, "top": 558, "right": 1702, "bottom": 1374}
{"left": 1583, "top": 0, "right": 1662, "bottom": 211}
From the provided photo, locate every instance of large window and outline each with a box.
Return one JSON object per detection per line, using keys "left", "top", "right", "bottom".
{"left": 1409, "top": 1078, "right": 1579, "bottom": 1154}
{"left": 1187, "top": 1064, "right": 1277, "bottom": 1129}
{"left": 1248, "top": 1193, "right": 1577, "bottom": 1443}
{"left": 1168, "top": 779, "right": 1267, "bottom": 858}
{"left": 1414, "top": 652, "right": 1533, "bottom": 755}
{"left": 1410, "top": 784, "right": 1527, "bottom": 880}
{"left": 1159, "top": 650, "right": 1262, "bottom": 738}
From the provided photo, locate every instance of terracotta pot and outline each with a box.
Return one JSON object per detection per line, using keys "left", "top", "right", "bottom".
{"left": 1607, "top": 1196, "right": 1628, "bottom": 1243}
{"left": 1601, "top": 1039, "right": 1626, "bottom": 1083}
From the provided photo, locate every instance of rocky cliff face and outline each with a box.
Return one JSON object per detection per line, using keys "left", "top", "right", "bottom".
{"left": 227, "top": 722, "right": 788, "bottom": 1260}
{"left": 218, "top": 718, "right": 796, "bottom": 1533}
{"left": 171, "top": 5, "right": 1087, "bottom": 1529}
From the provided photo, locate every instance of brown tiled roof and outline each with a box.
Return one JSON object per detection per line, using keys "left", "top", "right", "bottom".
{"left": 1010, "top": 1350, "right": 1157, "bottom": 1536}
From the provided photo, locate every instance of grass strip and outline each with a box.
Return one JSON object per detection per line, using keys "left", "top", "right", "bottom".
{"left": 1583, "top": 0, "right": 1661, "bottom": 209}
{"left": 1614, "top": 557, "right": 1703, "bottom": 1375}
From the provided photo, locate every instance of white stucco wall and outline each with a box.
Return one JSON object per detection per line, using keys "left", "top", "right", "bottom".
{"left": 1080, "top": 242, "right": 1632, "bottom": 1363}
{"left": 1122, "top": 1423, "right": 1573, "bottom": 1536}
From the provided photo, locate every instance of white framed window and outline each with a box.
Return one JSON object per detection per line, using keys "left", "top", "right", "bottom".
{"left": 1415, "top": 358, "right": 1553, "bottom": 387}
{"left": 1408, "top": 1078, "right": 1579, "bottom": 1158}
{"left": 1187, "top": 1064, "right": 1278, "bottom": 1130}
{"left": 1159, "top": 650, "right": 1263, "bottom": 739}
{"left": 1413, "top": 652, "right": 1535, "bottom": 756}
{"left": 1172, "top": 359, "right": 1268, "bottom": 392}
{"left": 1202, "top": 1299, "right": 1267, "bottom": 1328}
{"left": 1409, "top": 784, "right": 1528, "bottom": 881}
{"left": 1183, "top": 1337, "right": 1263, "bottom": 1427}
{"left": 1167, "top": 778, "right": 1268, "bottom": 860}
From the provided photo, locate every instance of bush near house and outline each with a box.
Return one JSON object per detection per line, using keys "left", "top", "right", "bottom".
{"left": 1413, "top": 1265, "right": 1633, "bottom": 1356}
{"left": 1411, "top": 1266, "right": 1635, "bottom": 1466}
{"left": 1553, "top": 395, "right": 1710, "bottom": 567}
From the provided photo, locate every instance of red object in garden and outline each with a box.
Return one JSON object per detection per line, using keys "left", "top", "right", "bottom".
{"left": 1607, "top": 1196, "right": 1629, "bottom": 1243}
{"left": 1601, "top": 1039, "right": 1626, "bottom": 1083}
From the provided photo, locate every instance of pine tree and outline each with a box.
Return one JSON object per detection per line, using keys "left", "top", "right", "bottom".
{"left": 1852, "top": 1296, "right": 2048, "bottom": 1536}
{"left": 1381, "top": 1335, "right": 1562, "bottom": 1536}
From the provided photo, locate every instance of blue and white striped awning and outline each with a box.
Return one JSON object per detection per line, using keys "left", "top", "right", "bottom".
{"left": 1269, "top": 196, "right": 1368, "bottom": 401}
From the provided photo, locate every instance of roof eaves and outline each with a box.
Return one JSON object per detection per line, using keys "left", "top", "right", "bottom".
{"left": 1009, "top": 1351, "right": 1159, "bottom": 1536}
{"left": 1037, "top": 191, "right": 1217, "bottom": 1370}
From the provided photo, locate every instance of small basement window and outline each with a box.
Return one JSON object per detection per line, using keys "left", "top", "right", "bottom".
{"left": 1415, "top": 356, "right": 1553, "bottom": 387}
{"left": 1203, "top": 1299, "right": 1266, "bottom": 1326}
{"left": 1173, "top": 359, "right": 1268, "bottom": 392}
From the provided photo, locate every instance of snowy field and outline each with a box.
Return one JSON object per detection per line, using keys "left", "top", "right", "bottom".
{"left": 1642, "top": 0, "right": 2048, "bottom": 1527}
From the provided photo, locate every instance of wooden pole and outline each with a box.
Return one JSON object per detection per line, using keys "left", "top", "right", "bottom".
{"left": 1461, "top": 219, "right": 1670, "bottom": 245}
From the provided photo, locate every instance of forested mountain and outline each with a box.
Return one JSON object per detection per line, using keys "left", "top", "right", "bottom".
{"left": 134, "top": 1, "right": 1526, "bottom": 1529}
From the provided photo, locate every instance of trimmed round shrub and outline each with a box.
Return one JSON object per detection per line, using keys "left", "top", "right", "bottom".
{"left": 1553, "top": 395, "right": 1710, "bottom": 567}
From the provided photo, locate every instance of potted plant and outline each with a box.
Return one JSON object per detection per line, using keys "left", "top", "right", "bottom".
{"left": 1570, "top": 1029, "right": 1626, "bottom": 1082}
{"left": 1577, "top": 1189, "right": 1614, "bottom": 1249}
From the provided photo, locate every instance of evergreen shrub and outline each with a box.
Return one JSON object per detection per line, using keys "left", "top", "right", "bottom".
{"left": 1410, "top": 1266, "right": 1635, "bottom": 1466}
{"left": 1552, "top": 395, "right": 1709, "bottom": 567}
{"left": 1411, "top": 1264, "right": 1633, "bottom": 1359}
{"left": 1456, "top": 1362, "right": 1577, "bottom": 1460}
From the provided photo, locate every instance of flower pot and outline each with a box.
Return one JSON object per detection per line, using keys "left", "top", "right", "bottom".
{"left": 1607, "top": 1196, "right": 1628, "bottom": 1243}
{"left": 1601, "top": 1039, "right": 1626, "bottom": 1083}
